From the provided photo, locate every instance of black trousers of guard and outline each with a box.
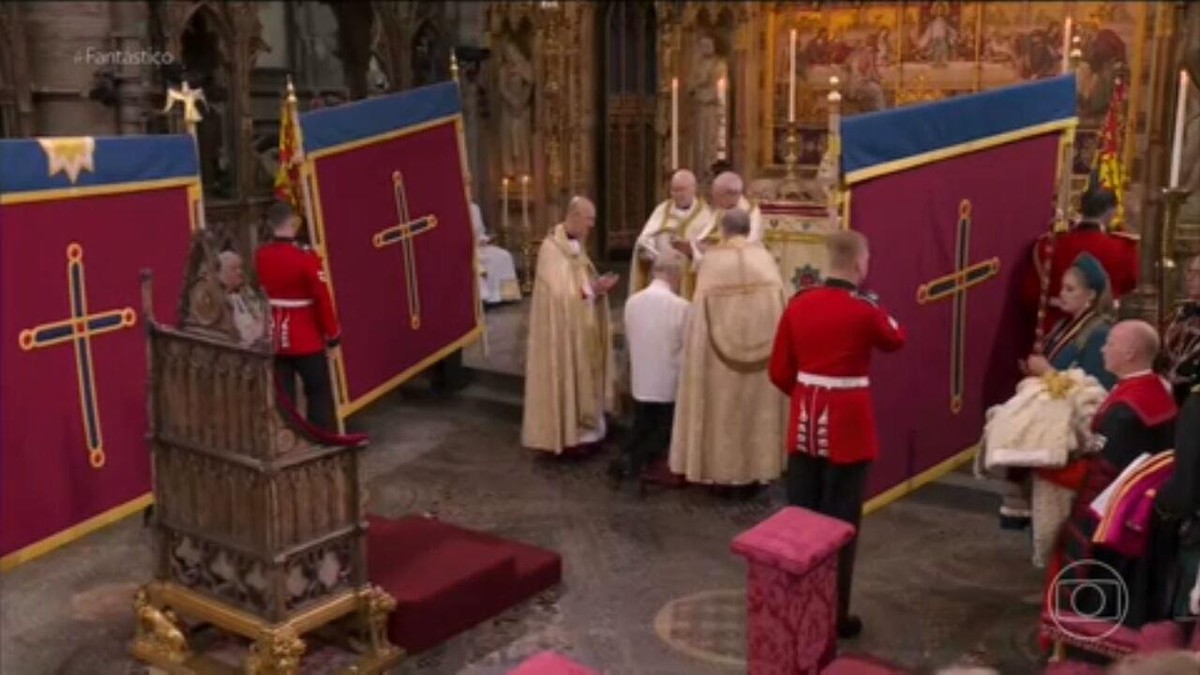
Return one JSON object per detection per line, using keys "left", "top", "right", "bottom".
{"left": 275, "top": 353, "right": 336, "bottom": 432}
{"left": 786, "top": 453, "right": 870, "bottom": 622}
{"left": 623, "top": 401, "right": 675, "bottom": 477}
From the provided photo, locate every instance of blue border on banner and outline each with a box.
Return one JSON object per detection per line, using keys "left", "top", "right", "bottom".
{"left": 841, "top": 75, "right": 1077, "bottom": 178}
{"left": 300, "top": 81, "right": 462, "bottom": 155}
{"left": 0, "top": 135, "right": 199, "bottom": 196}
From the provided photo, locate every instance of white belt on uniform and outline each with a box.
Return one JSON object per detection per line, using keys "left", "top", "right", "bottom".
{"left": 268, "top": 298, "right": 313, "bottom": 308}
{"left": 796, "top": 371, "right": 869, "bottom": 389}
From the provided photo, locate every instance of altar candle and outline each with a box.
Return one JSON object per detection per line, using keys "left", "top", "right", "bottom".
{"left": 1170, "top": 70, "right": 1188, "bottom": 188}
{"left": 502, "top": 177, "right": 510, "bottom": 233}
{"left": 520, "top": 174, "right": 531, "bottom": 229}
{"left": 788, "top": 29, "right": 797, "bottom": 123}
{"left": 717, "top": 77, "right": 727, "bottom": 158}
{"left": 1061, "top": 17, "right": 1072, "bottom": 73}
{"left": 671, "top": 78, "right": 680, "bottom": 170}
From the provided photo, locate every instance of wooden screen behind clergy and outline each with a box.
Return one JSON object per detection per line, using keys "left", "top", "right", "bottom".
{"left": 600, "top": 2, "right": 657, "bottom": 259}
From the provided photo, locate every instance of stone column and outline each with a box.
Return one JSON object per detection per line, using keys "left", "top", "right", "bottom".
{"left": 730, "top": 506, "right": 854, "bottom": 675}
{"left": 110, "top": 0, "right": 147, "bottom": 135}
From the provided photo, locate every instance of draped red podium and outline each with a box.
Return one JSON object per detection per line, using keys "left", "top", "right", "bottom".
{"left": 0, "top": 135, "right": 198, "bottom": 566}
{"left": 840, "top": 76, "right": 1077, "bottom": 501}
{"left": 298, "top": 82, "right": 482, "bottom": 423}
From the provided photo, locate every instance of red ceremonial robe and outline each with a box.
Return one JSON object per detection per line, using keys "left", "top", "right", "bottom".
{"left": 1021, "top": 222, "right": 1139, "bottom": 335}
{"left": 1039, "top": 372, "right": 1177, "bottom": 645}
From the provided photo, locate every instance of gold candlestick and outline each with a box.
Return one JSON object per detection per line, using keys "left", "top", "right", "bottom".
{"left": 783, "top": 121, "right": 800, "bottom": 179}
{"left": 520, "top": 175, "right": 534, "bottom": 294}
{"left": 1159, "top": 187, "right": 1192, "bottom": 322}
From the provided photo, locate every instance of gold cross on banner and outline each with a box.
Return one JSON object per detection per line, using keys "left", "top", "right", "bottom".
{"left": 915, "top": 199, "right": 1000, "bottom": 414}
{"left": 371, "top": 171, "right": 438, "bottom": 330}
{"left": 18, "top": 244, "right": 138, "bottom": 469}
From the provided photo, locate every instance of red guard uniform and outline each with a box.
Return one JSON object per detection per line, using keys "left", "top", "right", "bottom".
{"left": 1021, "top": 222, "right": 1139, "bottom": 336}
{"left": 255, "top": 237, "right": 341, "bottom": 356}
{"left": 768, "top": 278, "right": 907, "bottom": 463}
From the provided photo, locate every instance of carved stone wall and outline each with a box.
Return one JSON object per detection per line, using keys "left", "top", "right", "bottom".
{"left": 160, "top": 1, "right": 265, "bottom": 201}
{"left": 0, "top": 4, "right": 34, "bottom": 137}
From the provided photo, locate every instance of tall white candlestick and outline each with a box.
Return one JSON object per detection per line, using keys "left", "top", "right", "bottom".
{"left": 717, "top": 77, "right": 727, "bottom": 159}
{"left": 1170, "top": 70, "right": 1188, "bottom": 188}
{"left": 1061, "top": 17, "right": 1072, "bottom": 74}
{"left": 502, "top": 177, "right": 510, "bottom": 233}
{"left": 671, "top": 78, "right": 679, "bottom": 170}
{"left": 521, "top": 175, "right": 530, "bottom": 229}
{"left": 788, "top": 29, "right": 797, "bottom": 123}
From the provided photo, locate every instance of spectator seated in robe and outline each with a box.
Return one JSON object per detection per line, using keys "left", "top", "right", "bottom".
{"left": 1039, "top": 320, "right": 1178, "bottom": 661}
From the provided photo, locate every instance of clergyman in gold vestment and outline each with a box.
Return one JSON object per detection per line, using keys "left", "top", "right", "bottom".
{"left": 628, "top": 169, "right": 711, "bottom": 299}
{"left": 669, "top": 208, "right": 788, "bottom": 485}
{"left": 522, "top": 196, "right": 619, "bottom": 454}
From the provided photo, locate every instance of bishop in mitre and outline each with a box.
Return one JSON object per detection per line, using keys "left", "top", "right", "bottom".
{"left": 467, "top": 176, "right": 521, "bottom": 305}
{"left": 669, "top": 208, "right": 788, "bottom": 486}
{"left": 522, "top": 196, "right": 619, "bottom": 454}
{"left": 628, "top": 169, "right": 712, "bottom": 299}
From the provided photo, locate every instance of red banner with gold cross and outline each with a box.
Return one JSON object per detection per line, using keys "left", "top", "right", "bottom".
{"left": 298, "top": 82, "right": 481, "bottom": 421}
{"left": 0, "top": 135, "right": 198, "bottom": 566}
{"left": 841, "top": 76, "right": 1076, "bottom": 502}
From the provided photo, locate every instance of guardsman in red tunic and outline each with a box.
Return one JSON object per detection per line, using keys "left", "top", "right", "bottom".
{"left": 1021, "top": 188, "right": 1139, "bottom": 337}
{"left": 255, "top": 201, "right": 342, "bottom": 431}
{"left": 768, "top": 230, "right": 906, "bottom": 640}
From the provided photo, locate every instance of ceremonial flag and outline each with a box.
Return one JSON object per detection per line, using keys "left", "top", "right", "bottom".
{"left": 274, "top": 84, "right": 302, "bottom": 212}
{"left": 1087, "top": 77, "right": 1127, "bottom": 227}
{"left": 0, "top": 135, "right": 198, "bottom": 567}
{"left": 298, "top": 82, "right": 482, "bottom": 422}
{"left": 841, "top": 76, "right": 1076, "bottom": 501}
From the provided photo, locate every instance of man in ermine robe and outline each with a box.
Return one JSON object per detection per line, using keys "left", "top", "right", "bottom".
{"left": 522, "top": 196, "right": 619, "bottom": 455}
{"left": 669, "top": 208, "right": 788, "bottom": 488}
{"left": 628, "top": 169, "right": 711, "bottom": 299}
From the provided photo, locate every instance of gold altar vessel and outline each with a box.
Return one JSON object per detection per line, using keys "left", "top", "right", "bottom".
{"left": 130, "top": 232, "right": 401, "bottom": 674}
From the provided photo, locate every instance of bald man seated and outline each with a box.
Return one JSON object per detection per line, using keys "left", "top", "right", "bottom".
{"left": 628, "top": 169, "right": 713, "bottom": 296}
{"left": 1040, "top": 320, "right": 1179, "bottom": 638}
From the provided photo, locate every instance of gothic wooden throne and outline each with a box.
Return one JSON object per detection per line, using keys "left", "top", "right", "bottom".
{"left": 130, "top": 231, "right": 400, "bottom": 674}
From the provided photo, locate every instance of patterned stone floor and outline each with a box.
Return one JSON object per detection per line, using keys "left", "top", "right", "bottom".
{"left": 1, "top": 301, "right": 1049, "bottom": 674}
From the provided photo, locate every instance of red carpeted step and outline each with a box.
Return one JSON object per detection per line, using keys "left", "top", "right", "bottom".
{"left": 365, "top": 515, "right": 562, "bottom": 654}
{"left": 366, "top": 515, "right": 518, "bottom": 654}
{"left": 452, "top": 527, "right": 563, "bottom": 603}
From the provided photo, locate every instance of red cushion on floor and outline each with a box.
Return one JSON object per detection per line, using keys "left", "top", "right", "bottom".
{"left": 508, "top": 651, "right": 598, "bottom": 674}
{"left": 367, "top": 516, "right": 516, "bottom": 654}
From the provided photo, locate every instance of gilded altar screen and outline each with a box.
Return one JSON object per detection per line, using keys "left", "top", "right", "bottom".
{"left": 766, "top": 1, "right": 1153, "bottom": 184}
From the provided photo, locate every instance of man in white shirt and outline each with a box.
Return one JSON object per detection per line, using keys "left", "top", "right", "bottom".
{"left": 610, "top": 252, "right": 691, "bottom": 487}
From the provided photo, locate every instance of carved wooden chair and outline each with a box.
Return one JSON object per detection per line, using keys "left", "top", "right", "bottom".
{"left": 130, "top": 229, "right": 400, "bottom": 674}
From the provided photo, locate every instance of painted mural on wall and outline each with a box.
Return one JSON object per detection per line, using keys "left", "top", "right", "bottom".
{"left": 769, "top": 1, "right": 1149, "bottom": 170}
